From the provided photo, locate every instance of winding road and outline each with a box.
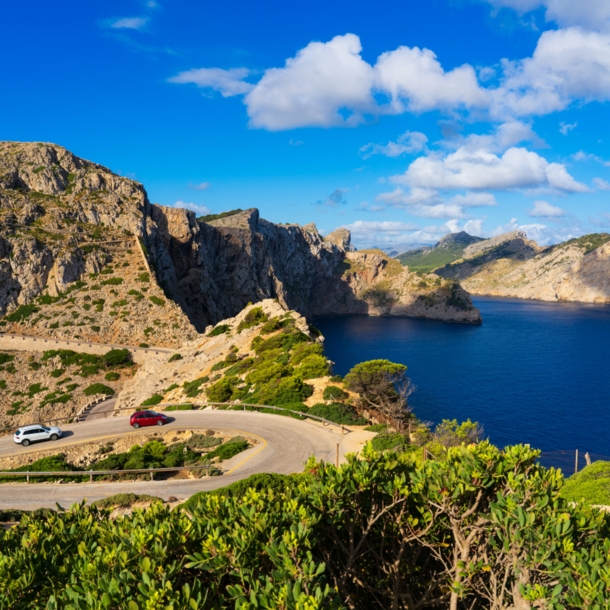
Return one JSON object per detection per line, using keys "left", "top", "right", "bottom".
{"left": 0, "top": 410, "right": 372, "bottom": 510}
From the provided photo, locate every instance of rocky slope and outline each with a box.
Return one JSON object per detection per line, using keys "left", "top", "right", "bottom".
{"left": 436, "top": 232, "right": 610, "bottom": 303}
{"left": 0, "top": 141, "right": 480, "bottom": 329}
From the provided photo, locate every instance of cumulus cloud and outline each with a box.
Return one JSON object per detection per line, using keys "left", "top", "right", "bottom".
{"left": 316, "top": 188, "right": 349, "bottom": 207}
{"left": 245, "top": 34, "right": 375, "bottom": 130}
{"left": 190, "top": 182, "right": 211, "bottom": 191}
{"left": 360, "top": 131, "right": 428, "bottom": 158}
{"left": 489, "top": 216, "right": 583, "bottom": 245}
{"left": 172, "top": 201, "right": 211, "bottom": 216}
{"left": 108, "top": 16, "right": 149, "bottom": 29}
{"left": 169, "top": 67, "right": 253, "bottom": 97}
{"left": 571, "top": 151, "right": 610, "bottom": 167}
{"left": 528, "top": 200, "right": 566, "bottom": 217}
{"left": 394, "top": 146, "right": 587, "bottom": 192}
{"left": 593, "top": 177, "right": 610, "bottom": 190}
{"left": 357, "top": 202, "right": 386, "bottom": 212}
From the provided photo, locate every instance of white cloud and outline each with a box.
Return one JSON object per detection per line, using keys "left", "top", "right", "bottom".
{"left": 395, "top": 146, "right": 587, "bottom": 192}
{"left": 360, "top": 131, "right": 428, "bottom": 158}
{"left": 489, "top": 216, "right": 584, "bottom": 245}
{"left": 190, "top": 182, "right": 211, "bottom": 191}
{"left": 410, "top": 204, "right": 468, "bottom": 218}
{"left": 451, "top": 192, "right": 498, "bottom": 207}
{"left": 528, "top": 200, "right": 566, "bottom": 217}
{"left": 173, "top": 201, "right": 211, "bottom": 216}
{"left": 316, "top": 188, "right": 349, "bottom": 207}
{"left": 357, "top": 202, "right": 386, "bottom": 212}
{"left": 289, "top": 139, "right": 304, "bottom": 146}
{"left": 169, "top": 67, "right": 253, "bottom": 97}
{"left": 343, "top": 220, "right": 420, "bottom": 233}
{"left": 373, "top": 46, "right": 488, "bottom": 113}
{"left": 109, "top": 16, "right": 149, "bottom": 30}
{"left": 559, "top": 121, "right": 577, "bottom": 135}
{"left": 245, "top": 34, "right": 375, "bottom": 130}
{"left": 571, "top": 150, "right": 610, "bottom": 167}
{"left": 485, "top": 0, "right": 610, "bottom": 32}
{"left": 593, "top": 177, "right": 610, "bottom": 190}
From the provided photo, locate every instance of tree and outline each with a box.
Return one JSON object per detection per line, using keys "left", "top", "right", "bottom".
{"left": 343, "top": 359, "right": 414, "bottom": 431}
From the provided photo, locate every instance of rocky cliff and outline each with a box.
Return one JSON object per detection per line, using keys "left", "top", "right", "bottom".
{"left": 436, "top": 232, "right": 610, "bottom": 304}
{"left": 0, "top": 141, "right": 480, "bottom": 334}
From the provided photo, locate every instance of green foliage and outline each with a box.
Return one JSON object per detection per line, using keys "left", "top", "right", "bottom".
{"left": 149, "top": 295, "right": 165, "bottom": 306}
{"left": 370, "top": 432, "right": 409, "bottom": 452}
{"left": 140, "top": 394, "right": 164, "bottom": 406}
{"left": 245, "top": 360, "right": 290, "bottom": 385}
{"left": 104, "top": 371, "right": 120, "bottom": 381}
{"left": 252, "top": 329, "right": 310, "bottom": 355}
{"left": 294, "top": 354, "right": 329, "bottom": 379}
{"left": 137, "top": 272, "right": 150, "bottom": 282}
{"left": 100, "top": 277, "right": 124, "bottom": 285}
{"left": 83, "top": 383, "right": 115, "bottom": 397}
{"left": 561, "top": 461, "right": 610, "bottom": 505}
{"left": 37, "top": 294, "right": 61, "bottom": 305}
{"left": 164, "top": 404, "right": 194, "bottom": 411}
{"left": 4, "top": 304, "right": 39, "bottom": 322}
{"left": 198, "top": 208, "right": 243, "bottom": 222}
{"left": 206, "top": 376, "right": 240, "bottom": 402}
{"left": 91, "top": 494, "right": 163, "bottom": 509}
{"left": 223, "top": 358, "right": 254, "bottom": 376}
{"left": 434, "top": 418, "right": 482, "bottom": 447}
{"left": 0, "top": 353, "right": 15, "bottom": 365}
{"left": 103, "top": 348, "right": 132, "bottom": 367}
{"left": 205, "top": 438, "right": 250, "bottom": 461}
{"left": 0, "top": 380, "right": 6, "bottom": 390}
{"left": 249, "top": 375, "right": 313, "bottom": 406}
{"left": 183, "top": 376, "right": 209, "bottom": 398}
{"left": 309, "top": 402, "right": 369, "bottom": 425}
{"left": 397, "top": 243, "right": 474, "bottom": 273}
{"left": 4, "top": 444, "right": 610, "bottom": 609}
{"left": 168, "top": 353, "right": 182, "bottom": 362}
{"left": 290, "top": 342, "right": 324, "bottom": 365}
{"left": 323, "top": 385, "right": 349, "bottom": 401}
{"left": 445, "top": 282, "right": 473, "bottom": 311}
{"left": 364, "top": 423, "right": 389, "bottom": 432}
{"left": 208, "top": 324, "right": 230, "bottom": 337}
{"left": 236, "top": 306, "right": 269, "bottom": 332}
{"left": 559, "top": 232, "right": 610, "bottom": 254}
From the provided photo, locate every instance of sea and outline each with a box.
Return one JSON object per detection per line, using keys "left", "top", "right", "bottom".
{"left": 315, "top": 297, "right": 610, "bottom": 464}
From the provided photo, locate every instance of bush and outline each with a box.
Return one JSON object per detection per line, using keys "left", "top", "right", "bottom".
{"left": 168, "top": 353, "right": 182, "bottom": 362}
{"left": 183, "top": 376, "right": 209, "bottom": 398}
{"left": 101, "top": 277, "right": 124, "bottom": 286}
{"left": 294, "top": 354, "right": 329, "bottom": 379}
{"left": 290, "top": 342, "right": 324, "bottom": 365}
{"left": 561, "top": 461, "right": 610, "bottom": 505}
{"left": 149, "top": 295, "right": 165, "bottom": 306}
{"left": 4, "top": 304, "right": 39, "bottom": 322}
{"left": 206, "top": 377, "right": 239, "bottom": 402}
{"left": 139, "top": 343, "right": 149, "bottom": 348}
{"left": 309, "top": 403, "right": 369, "bottom": 425}
{"left": 103, "top": 349, "right": 132, "bottom": 367}
{"left": 236, "top": 307, "right": 269, "bottom": 332}
{"left": 164, "top": 404, "right": 194, "bottom": 411}
{"left": 208, "top": 324, "right": 230, "bottom": 337}
{"left": 371, "top": 433, "right": 409, "bottom": 452}
{"left": 245, "top": 361, "right": 290, "bottom": 385}
{"left": 141, "top": 394, "right": 164, "bottom": 406}
{"left": 323, "top": 385, "right": 348, "bottom": 401}
{"left": 249, "top": 375, "right": 313, "bottom": 406}
{"left": 92, "top": 494, "right": 163, "bottom": 509}
{"left": 83, "top": 383, "right": 115, "bottom": 397}
{"left": 90, "top": 325, "right": 100, "bottom": 332}
{"left": 364, "top": 423, "right": 389, "bottom": 433}
{"left": 105, "top": 372, "right": 120, "bottom": 381}
{"left": 0, "top": 353, "right": 15, "bottom": 365}
{"left": 205, "top": 439, "right": 250, "bottom": 461}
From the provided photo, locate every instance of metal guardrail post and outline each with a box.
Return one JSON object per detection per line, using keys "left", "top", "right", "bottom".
{"left": 89, "top": 470, "right": 93, "bottom": 483}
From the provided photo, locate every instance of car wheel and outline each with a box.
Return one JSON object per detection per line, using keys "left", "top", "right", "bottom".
{"left": 133, "top": 423, "right": 140, "bottom": 429}
{"left": 157, "top": 420, "right": 164, "bottom": 426}
{"left": 22, "top": 439, "right": 30, "bottom": 447}
{"left": 50, "top": 434, "right": 58, "bottom": 441}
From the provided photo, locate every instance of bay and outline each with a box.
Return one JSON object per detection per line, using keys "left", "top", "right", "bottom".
{"left": 315, "top": 297, "right": 610, "bottom": 457}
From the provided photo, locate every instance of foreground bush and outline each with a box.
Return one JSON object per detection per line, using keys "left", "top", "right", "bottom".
{"left": 2, "top": 443, "right": 610, "bottom": 609}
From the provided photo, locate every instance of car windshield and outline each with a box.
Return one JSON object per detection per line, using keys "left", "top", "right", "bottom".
{"left": 15, "top": 430, "right": 21, "bottom": 435}
{"left": 42, "top": 426, "right": 51, "bottom": 431}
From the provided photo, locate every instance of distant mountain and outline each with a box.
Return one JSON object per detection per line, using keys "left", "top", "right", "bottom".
{"left": 435, "top": 231, "right": 610, "bottom": 304}
{"left": 396, "top": 231, "right": 484, "bottom": 273}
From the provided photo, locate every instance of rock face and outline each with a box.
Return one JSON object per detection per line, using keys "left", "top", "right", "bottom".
{"left": 437, "top": 232, "right": 610, "bottom": 304}
{"left": 0, "top": 141, "right": 480, "bottom": 332}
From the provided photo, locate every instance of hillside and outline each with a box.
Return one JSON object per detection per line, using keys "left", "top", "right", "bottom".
{"left": 396, "top": 231, "right": 484, "bottom": 273}
{"left": 436, "top": 231, "right": 610, "bottom": 303}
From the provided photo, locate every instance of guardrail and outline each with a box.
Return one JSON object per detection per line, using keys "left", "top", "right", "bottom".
{"left": 0, "top": 463, "right": 216, "bottom": 483}
{"left": 0, "top": 402, "right": 350, "bottom": 435}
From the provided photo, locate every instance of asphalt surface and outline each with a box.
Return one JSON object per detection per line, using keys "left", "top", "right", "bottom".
{"left": 0, "top": 409, "right": 349, "bottom": 510}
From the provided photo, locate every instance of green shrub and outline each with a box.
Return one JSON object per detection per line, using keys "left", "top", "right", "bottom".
{"left": 206, "top": 377, "right": 239, "bottom": 402}
{"left": 329, "top": 374, "right": 343, "bottom": 382}
{"left": 4, "top": 304, "right": 39, "bottom": 322}
{"left": 223, "top": 358, "right": 254, "bottom": 376}
{"left": 105, "top": 372, "right": 120, "bottom": 381}
{"left": 101, "top": 277, "right": 124, "bottom": 286}
{"left": 205, "top": 439, "right": 250, "bottom": 461}
{"left": 103, "top": 349, "right": 132, "bottom": 367}
{"left": 164, "top": 404, "right": 194, "bottom": 411}
{"left": 83, "top": 383, "right": 115, "bottom": 397}
{"left": 245, "top": 361, "right": 290, "bottom": 385}
{"left": 561, "top": 461, "right": 610, "bottom": 505}
{"left": 371, "top": 433, "right": 409, "bottom": 452}
{"left": 252, "top": 330, "right": 309, "bottom": 355}
{"left": 38, "top": 294, "right": 61, "bottom": 305}
{"left": 50, "top": 369, "right": 65, "bottom": 378}
{"left": 137, "top": 272, "right": 150, "bottom": 282}
{"left": 0, "top": 380, "right": 6, "bottom": 390}
{"left": 323, "top": 385, "right": 349, "bottom": 401}
{"left": 208, "top": 324, "right": 230, "bottom": 337}
{"left": 290, "top": 342, "right": 324, "bottom": 365}
{"left": 139, "top": 343, "right": 149, "bottom": 348}
{"left": 0, "top": 353, "right": 15, "bottom": 365}
{"left": 364, "top": 423, "right": 389, "bottom": 432}
{"left": 294, "top": 354, "right": 329, "bottom": 379}
{"left": 168, "top": 353, "right": 182, "bottom": 362}
{"left": 187, "top": 434, "right": 222, "bottom": 449}
{"left": 308, "top": 403, "right": 369, "bottom": 425}
{"left": 249, "top": 375, "right": 313, "bottom": 406}
{"left": 90, "top": 325, "right": 100, "bottom": 332}
{"left": 141, "top": 394, "right": 164, "bottom": 406}
{"left": 211, "top": 361, "right": 228, "bottom": 372}
{"left": 183, "top": 376, "right": 209, "bottom": 398}
{"left": 92, "top": 494, "right": 163, "bottom": 509}
{"left": 149, "top": 295, "right": 165, "bottom": 306}
{"left": 236, "top": 307, "right": 269, "bottom": 332}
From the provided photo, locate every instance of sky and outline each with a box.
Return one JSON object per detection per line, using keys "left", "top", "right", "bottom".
{"left": 2, "top": 0, "right": 610, "bottom": 250}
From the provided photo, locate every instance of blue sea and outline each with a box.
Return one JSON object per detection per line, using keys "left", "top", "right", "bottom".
{"left": 315, "top": 297, "right": 610, "bottom": 459}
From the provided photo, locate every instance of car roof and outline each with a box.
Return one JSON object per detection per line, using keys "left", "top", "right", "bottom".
{"left": 17, "top": 424, "right": 46, "bottom": 431}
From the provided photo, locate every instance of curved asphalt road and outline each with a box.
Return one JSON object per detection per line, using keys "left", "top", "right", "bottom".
{"left": 0, "top": 410, "right": 356, "bottom": 510}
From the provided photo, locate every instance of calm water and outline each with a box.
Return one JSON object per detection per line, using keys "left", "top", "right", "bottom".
{"left": 315, "top": 297, "right": 610, "bottom": 456}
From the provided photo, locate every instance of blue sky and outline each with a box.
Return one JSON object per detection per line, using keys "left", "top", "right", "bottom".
{"left": 2, "top": 0, "right": 610, "bottom": 250}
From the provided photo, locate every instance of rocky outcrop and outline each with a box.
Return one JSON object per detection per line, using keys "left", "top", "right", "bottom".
{"left": 437, "top": 232, "right": 610, "bottom": 304}
{"left": 0, "top": 141, "right": 480, "bottom": 331}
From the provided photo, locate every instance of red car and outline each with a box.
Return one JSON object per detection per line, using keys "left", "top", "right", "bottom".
{"left": 130, "top": 410, "right": 168, "bottom": 429}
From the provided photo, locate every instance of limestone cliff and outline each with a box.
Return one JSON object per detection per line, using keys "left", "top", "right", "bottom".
{"left": 436, "top": 232, "right": 610, "bottom": 304}
{"left": 0, "top": 141, "right": 480, "bottom": 333}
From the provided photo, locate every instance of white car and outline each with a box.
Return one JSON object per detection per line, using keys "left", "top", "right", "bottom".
{"left": 14, "top": 425, "right": 62, "bottom": 447}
